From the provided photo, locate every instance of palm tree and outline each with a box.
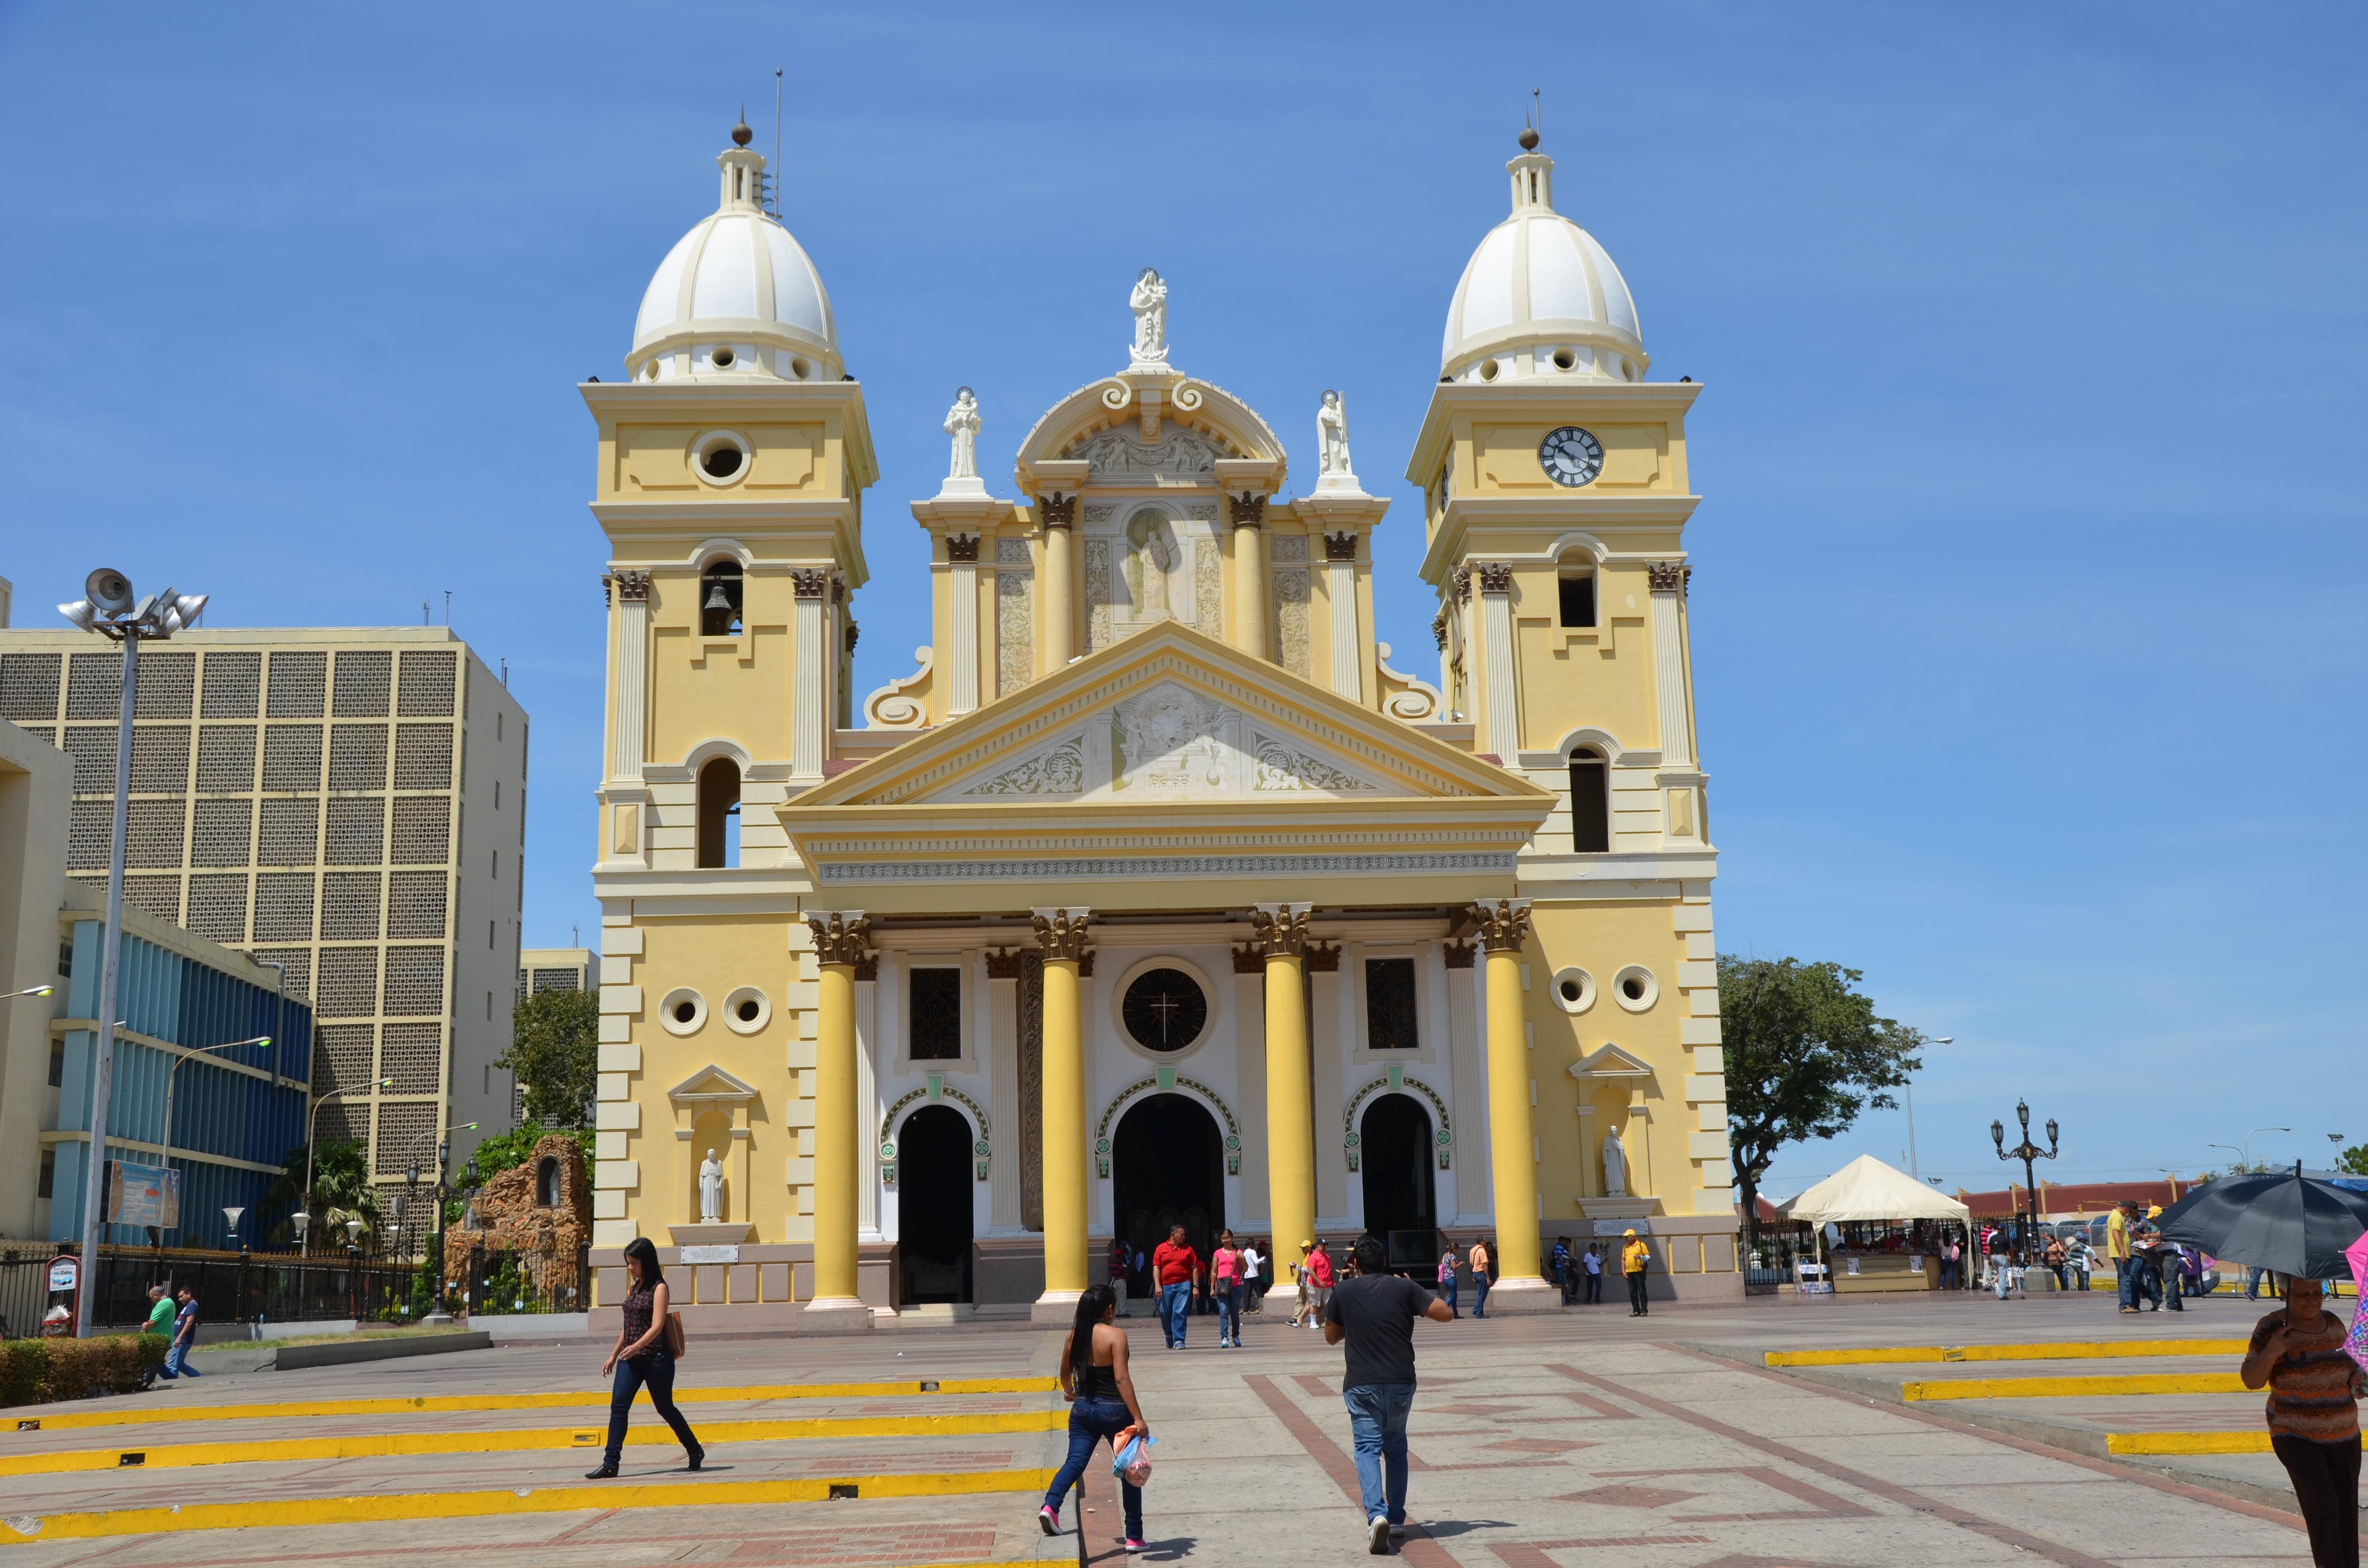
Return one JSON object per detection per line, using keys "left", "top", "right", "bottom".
{"left": 263, "top": 1138, "right": 383, "bottom": 1247}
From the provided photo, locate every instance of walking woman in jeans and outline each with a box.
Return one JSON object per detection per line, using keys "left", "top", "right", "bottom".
{"left": 1040, "top": 1282, "right": 1150, "bottom": 1551}
{"left": 586, "top": 1237, "right": 703, "bottom": 1478}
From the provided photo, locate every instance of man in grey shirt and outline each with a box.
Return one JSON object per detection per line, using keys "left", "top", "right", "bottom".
{"left": 1325, "top": 1236, "right": 1453, "bottom": 1554}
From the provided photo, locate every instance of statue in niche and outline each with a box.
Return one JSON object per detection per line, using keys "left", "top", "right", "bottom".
{"left": 1129, "top": 267, "right": 1168, "bottom": 364}
{"left": 942, "top": 386, "right": 980, "bottom": 481}
{"left": 1317, "top": 389, "right": 1353, "bottom": 478}
{"left": 1122, "top": 509, "right": 1178, "bottom": 622}
{"left": 698, "top": 1149, "right": 724, "bottom": 1223}
{"left": 1602, "top": 1126, "right": 1628, "bottom": 1198}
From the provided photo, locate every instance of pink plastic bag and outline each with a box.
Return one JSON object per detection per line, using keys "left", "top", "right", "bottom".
{"left": 1111, "top": 1427, "right": 1155, "bottom": 1488}
{"left": 2345, "top": 1232, "right": 2368, "bottom": 1374}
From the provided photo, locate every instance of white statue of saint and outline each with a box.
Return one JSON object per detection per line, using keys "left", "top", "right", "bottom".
{"left": 698, "top": 1149, "right": 724, "bottom": 1223}
{"left": 1129, "top": 267, "right": 1168, "bottom": 364}
{"left": 1602, "top": 1127, "right": 1628, "bottom": 1197}
{"left": 1122, "top": 508, "right": 1177, "bottom": 621}
{"left": 943, "top": 386, "right": 980, "bottom": 482}
{"left": 1317, "top": 389, "right": 1352, "bottom": 478}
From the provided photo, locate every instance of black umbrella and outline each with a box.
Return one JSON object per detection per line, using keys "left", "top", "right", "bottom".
{"left": 2155, "top": 1165, "right": 2368, "bottom": 1281}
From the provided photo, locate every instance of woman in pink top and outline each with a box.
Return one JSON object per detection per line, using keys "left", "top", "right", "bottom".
{"left": 1211, "top": 1229, "right": 1245, "bottom": 1348}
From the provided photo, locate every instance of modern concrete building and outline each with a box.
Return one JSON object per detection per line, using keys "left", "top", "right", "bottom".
{"left": 0, "top": 718, "right": 71, "bottom": 1240}
{"left": 0, "top": 628, "right": 527, "bottom": 1217}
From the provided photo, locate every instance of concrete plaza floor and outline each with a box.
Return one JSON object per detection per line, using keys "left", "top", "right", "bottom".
{"left": 0, "top": 1287, "right": 2335, "bottom": 1567}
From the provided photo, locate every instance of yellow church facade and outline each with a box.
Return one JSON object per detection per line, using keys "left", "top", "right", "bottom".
{"left": 584, "top": 124, "right": 1739, "bottom": 1329}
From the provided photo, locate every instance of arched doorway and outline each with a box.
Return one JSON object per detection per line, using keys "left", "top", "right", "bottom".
{"left": 898, "top": 1106, "right": 973, "bottom": 1304}
{"left": 1359, "top": 1095, "right": 1438, "bottom": 1272}
{"left": 1111, "top": 1094, "right": 1222, "bottom": 1305}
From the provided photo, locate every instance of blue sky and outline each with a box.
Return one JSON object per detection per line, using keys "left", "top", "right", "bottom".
{"left": 2, "top": 3, "right": 2359, "bottom": 1200}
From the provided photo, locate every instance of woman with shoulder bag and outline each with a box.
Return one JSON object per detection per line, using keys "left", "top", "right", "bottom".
{"left": 587, "top": 1236, "right": 703, "bottom": 1478}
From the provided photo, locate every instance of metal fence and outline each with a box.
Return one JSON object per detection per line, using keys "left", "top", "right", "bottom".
{"left": 0, "top": 1246, "right": 432, "bottom": 1336}
{"left": 454, "top": 1242, "right": 590, "bottom": 1317}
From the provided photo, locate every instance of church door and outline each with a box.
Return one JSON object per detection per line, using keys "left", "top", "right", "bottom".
{"left": 898, "top": 1105, "right": 974, "bottom": 1304}
{"left": 1111, "top": 1094, "right": 1222, "bottom": 1306}
{"left": 1359, "top": 1095, "right": 1439, "bottom": 1272}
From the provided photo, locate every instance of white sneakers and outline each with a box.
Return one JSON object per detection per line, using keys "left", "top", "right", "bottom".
{"left": 1369, "top": 1516, "right": 1391, "bottom": 1554}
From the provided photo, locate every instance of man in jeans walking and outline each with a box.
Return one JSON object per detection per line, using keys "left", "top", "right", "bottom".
{"left": 1326, "top": 1236, "right": 1453, "bottom": 1554}
{"left": 161, "top": 1286, "right": 203, "bottom": 1379}
{"left": 1150, "top": 1224, "right": 1201, "bottom": 1349}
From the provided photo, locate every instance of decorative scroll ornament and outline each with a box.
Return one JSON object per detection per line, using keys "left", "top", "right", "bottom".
{"left": 1647, "top": 561, "right": 1692, "bottom": 595}
{"left": 1470, "top": 898, "right": 1533, "bottom": 954}
{"left": 1248, "top": 903, "right": 1312, "bottom": 959}
{"left": 963, "top": 736, "right": 1085, "bottom": 796}
{"left": 1375, "top": 642, "right": 1443, "bottom": 722}
{"left": 1038, "top": 491, "right": 1077, "bottom": 528}
{"left": 1032, "top": 906, "right": 1093, "bottom": 963}
{"left": 862, "top": 648, "right": 932, "bottom": 730}
{"left": 807, "top": 910, "right": 873, "bottom": 967}
{"left": 607, "top": 568, "right": 652, "bottom": 603}
{"left": 791, "top": 568, "right": 830, "bottom": 601}
{"left": 1252, "top": 735, "right": 1376, "bottom": 793}
{"left": 1478, "top": 562, "right": 1515, "bottom": 595}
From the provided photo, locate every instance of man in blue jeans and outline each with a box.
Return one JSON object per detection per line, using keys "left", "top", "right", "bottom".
{"left": 1326, "top": 1236, "right": 1454, "bottom": 1554}
{"left": 161, "top": 1287, "right": 203, "bottom": 1378}
{"left": 1149, "top": 1224, "right": 1201, "bottom": 1350}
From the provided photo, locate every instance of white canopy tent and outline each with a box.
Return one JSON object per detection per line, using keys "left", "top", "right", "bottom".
{"left": 1783, "top": 1154, "right": 1970, "bottom": 1225}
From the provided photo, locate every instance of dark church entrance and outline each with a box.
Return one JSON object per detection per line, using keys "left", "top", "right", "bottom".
{"left": 898, "top": 1105, "right": 974, "bottom": 1304}
{"left": 1359, "top": 1095, "right": 1439, "bottom": 1272}
{"left": 1111, "top": 1094, "right": 1222, "bottom": 1305}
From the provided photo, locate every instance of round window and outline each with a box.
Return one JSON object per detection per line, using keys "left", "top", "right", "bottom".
{"left": 710, "top": 346, "right": 736, "bottom": 368}
{"left": 701, "top": 443, "right": 743, "bottom": 479}
{"left": 1121, "top": 968, "right": 1207, "bottom": 1054}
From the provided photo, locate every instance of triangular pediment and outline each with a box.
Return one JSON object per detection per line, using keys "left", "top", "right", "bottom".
{"left": 805, "top": 620, "right": 1540, "bottom": 810}
{"left": 1570, "top": 1043, "right": 1655, "bottom": 1079}
{"left": 668, "top": 1064, "right": 760, "bottom": 1102}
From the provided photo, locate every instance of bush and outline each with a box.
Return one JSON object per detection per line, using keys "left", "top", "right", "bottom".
{"left": 0, "top": 1333, "right": 168, "bottom": 1407}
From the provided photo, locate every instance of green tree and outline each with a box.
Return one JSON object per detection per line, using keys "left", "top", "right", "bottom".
{"left": 2338, "top": 1142, "right": 2368, "bottom": 1177}
{"left": 1718, "top": 955, "right": 1927, "bottom": 1233}
{"left": 263, "top": 1136, "right": 382, "bottom": 1246}
{"left": 499, "top": 987, "right": 600, "bottom": 1129}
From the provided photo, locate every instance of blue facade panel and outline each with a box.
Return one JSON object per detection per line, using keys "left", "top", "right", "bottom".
{"left": 53, "top": 918, "right": 315, "bottom": 1250}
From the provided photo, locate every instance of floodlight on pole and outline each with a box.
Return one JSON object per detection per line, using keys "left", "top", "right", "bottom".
{"left": 302, "top": 1078, "right": 394, "bottom": 1254}
{"left": 0, "top": 985, "right": 55, "bottom": 1001}
{"left": 61, "top": 566, "right": 209, "bottom": 1336}
{"left": 159, "top": 1038, "right": 270, "bottom": 1238}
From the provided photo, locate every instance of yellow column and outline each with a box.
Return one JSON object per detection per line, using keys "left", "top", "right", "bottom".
{"left": 807, "top": 911, "right": 870, "bottom": 1314}
{"left": 1476, "top": 899, "right": 1549, "bottom": 1298}
{"left": 1253, "top": 903, "right": 1314, "bottom": 1304}
{"left": 1033, "top": 907, "right": 1092, "bottom": 1317}
{"left": 1039, "top": 494, "right": 1076, "bottom": 670}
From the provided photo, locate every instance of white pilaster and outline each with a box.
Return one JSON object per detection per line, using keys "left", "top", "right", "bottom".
{"left": 856, "top": 969, "right": 879, "bottom": 1239}
{"left": 987, "top": 962, "right": 1022, "bottom": 1231}
{"left": 1324, "top": 534, "right": 1361, "bottom": 701}
{"left": 791, "top": 568, "right": 827, "bottom": 779}
{"left": 1649, "top": 563, "right": 1693, "bottom": 768}
{"left": 610, "top": 575, "right": 649, "bottom": 781}
{"left": 1478, "top": 562, "right": 1520, "bottom": 759}
{"left": 949, "top": 545, "right": 980, "bottom": 716}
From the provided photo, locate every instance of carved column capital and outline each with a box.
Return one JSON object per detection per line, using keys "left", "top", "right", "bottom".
{"left": 1229, "top": 491, "right": 1267, "bottom": 528}
{"left": 1304, "top": 940, "right": 1343, "bottom": 974}
{"left": 1477, "top": 562, "right": 1515, "bottom": 596}
{"left": 1431, "top": 610, "right": 1449, "bottom": 651}
{"left": 985, "top": 946, "right": 1029, "bottom": 981}
{"left": 807, "top": 910, "right": 874, "bottom": 968}
{"left": 607, "top": 568, "right": 652, "bottom": 604}
{"left": 1442, "top": 938, "right": 1477, "bottom": 971}
{"left": 1230, "top": 944, "right": 1265, "bottom": 975}
{"left": 1322, "top": 531, "right": 1358, "bottom": 563}
{"left": 1646, "top": 561, "right": 1691, "bottom": 595}
{"left": 1037, "top": 491, "right": 1076, "bottom": 528}
{"left": 1031, "top": 906, "right": 1093, "bottom": 963}
{"left": 1249, "top": 902, "right": 1313, "bottom": 958}
{"left": 1454, "top": 566, "right": 1471, "bottom": 604}
{"left": 946, "top": 533, "right": 982, "bottom": 564}
{"left": 1469, "top": 898, "right": 1533, "bottom": 953}
{"left": 791, "top": 568, "right": 830, "bottom": 601}
{"left": 844, "top": 620, "right": 859, "bottom": 653}
{"left": 831, "top": 576, "right": 847, "bottom": 606}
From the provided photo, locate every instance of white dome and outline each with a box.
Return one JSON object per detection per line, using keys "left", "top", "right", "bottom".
{"left": 1440, "top": 144, "right": 1647, "bottom": 386}
{"left": 626, "top": 136, "right": 841, "bottom": 384}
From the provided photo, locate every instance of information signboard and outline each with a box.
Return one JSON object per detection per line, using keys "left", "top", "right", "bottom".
{"left": 105, "top": 1161, "right": 181, "bottom": 1229}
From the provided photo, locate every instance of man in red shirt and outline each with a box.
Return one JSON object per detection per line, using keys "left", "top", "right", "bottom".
{"left": 1151, "top": 1224, "right": 1203, "bottom": 1350}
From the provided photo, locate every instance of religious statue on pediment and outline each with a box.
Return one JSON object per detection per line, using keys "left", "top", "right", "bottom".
{"left": 943, "top": 386, "right": 980, "bottom": 482}
{"left": 1318, "top": 389, "right": 1352, "bottom": 478}
{"left": 1129, "top": 267, "right": 1169, "bottom": 364}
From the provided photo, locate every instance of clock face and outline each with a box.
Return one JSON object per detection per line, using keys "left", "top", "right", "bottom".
{"left": 1539, "top": 426, "right": 1604, "bottom": 488}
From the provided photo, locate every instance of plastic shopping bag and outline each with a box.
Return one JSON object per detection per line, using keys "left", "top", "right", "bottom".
{"left": 1111, "top": 1426, "right": 1156, "bottom": 1488}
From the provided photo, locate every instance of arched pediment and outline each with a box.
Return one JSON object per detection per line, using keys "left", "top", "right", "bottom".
{"left": 1014, "top": 368, "right": 1287, "bottom": 492}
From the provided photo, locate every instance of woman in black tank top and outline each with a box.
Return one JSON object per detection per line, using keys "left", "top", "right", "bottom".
{"left": 1039, "top": 1283, "right": 1152, "bottom": 1550}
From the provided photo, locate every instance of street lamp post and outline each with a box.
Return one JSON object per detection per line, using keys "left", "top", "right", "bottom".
{"left": 2243, "top": 1127, "right": 2290, "bottom": 1174}
{"left": 1990, "top": 1099, "right": 2060, "bottom": 1260}
{"left": 298, "top": 1080, "right": 393, "bottom": 1254}
{"left": 60, "top": 568, "right": 208, "bottom": 1337}
{"left": 158, "top": 1036, "right": 269, "bottom": 1240}
{"left": 1905, "top": 1037, "right": 1952, "bottom": 1181}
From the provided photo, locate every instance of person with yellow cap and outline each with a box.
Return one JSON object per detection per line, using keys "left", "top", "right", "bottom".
{"left": 1621, "top": 1228, "right": 1653, "bottom": 1316}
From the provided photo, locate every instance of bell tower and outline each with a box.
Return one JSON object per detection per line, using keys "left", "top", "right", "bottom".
{"left": 587, "top": 122, "right": 878, "bottom": 878}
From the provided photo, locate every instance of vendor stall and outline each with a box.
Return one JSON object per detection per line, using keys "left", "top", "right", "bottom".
{"left": 1783, "top": 1155, "right": 1972, "bottom": 1293}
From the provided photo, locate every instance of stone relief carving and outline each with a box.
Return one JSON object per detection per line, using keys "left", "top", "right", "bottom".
{"left": 1251, "top": 733, "right": 1376, "bottom": 793}
{"left": 1274, "top": 566, "right": 1311, "bottom": 678}
{"left": 1270, "top": 534, "right": 1308, "bottom": 563}
{"left": 1084, "top": 538, "right": 1112, "bottom": 652}
{"left": 1110, "top": 682, "right": 1230, "bottom": 795}
{"left": 1071, "top": 424, "right": 1221, "bottom": 478}
{"left": 995, "top": 544, "right": 1033, "bottom": 696}
{"left": 963, "top": 735, "right": 1086, "bottom": 796}
{"left": 1194, "top": 540, "right": 1222, "bottom": 633}
{"left": 1084, "top": 503, "right": 1117, "bottom": 526}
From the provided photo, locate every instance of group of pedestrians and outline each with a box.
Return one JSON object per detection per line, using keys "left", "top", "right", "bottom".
{"left": 141, "top": 1283, "right": 203, "bottom": 1379}
{"left": 1113, "top": 1228, "right": 1274, "bottom": 1344}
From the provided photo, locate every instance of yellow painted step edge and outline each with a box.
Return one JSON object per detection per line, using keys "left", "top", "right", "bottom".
{"left": 5, "top": 1376, "right": 1059, "bottom": 1434}
{"left": 2107, "top": 1432, "right": 2362, "bottom": 1456}
{"left": 1902, "top": 1372, "right": 2245, "bottom": 1401}
{"left": 0, "top": 1467, "right": 1057, "bottom": 1546}
{"left": 1766, "top": 1340, "right": 2245, "bottom": 1367}
{"left": 0, "top": 1409, "right": 1066, "bottom": 1477}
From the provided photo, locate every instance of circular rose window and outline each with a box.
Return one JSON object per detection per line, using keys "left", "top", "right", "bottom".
{"left": 1121, "top": 968, "right": 1207, "bottom": 1053}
